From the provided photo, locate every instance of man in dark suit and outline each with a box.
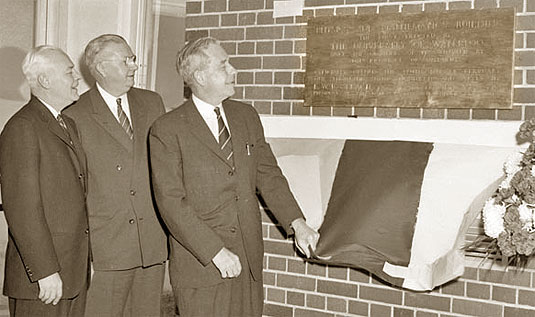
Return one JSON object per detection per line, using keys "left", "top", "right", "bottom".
{"left": 0, "top": 46, "right": 89, "bottom": 316}
{"left": 149, "top": 37, "right": 320, "bottom": 316}
{"left": 63, "top": 34, "right": 167, "bottom": 316}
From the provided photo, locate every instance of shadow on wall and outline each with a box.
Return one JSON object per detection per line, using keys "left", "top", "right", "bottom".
{"left": 0, "top": 46, "right": 30, "bottom": 130}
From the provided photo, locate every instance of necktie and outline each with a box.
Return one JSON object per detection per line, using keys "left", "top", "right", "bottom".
{"left": 214, "top": 107, "right": 234, "bottom": 165}
{"left": 57, "top": 114, "right": 68, "bottom": 131}
{"left": 116, "top": 98, "right": 134, "bottom": 139}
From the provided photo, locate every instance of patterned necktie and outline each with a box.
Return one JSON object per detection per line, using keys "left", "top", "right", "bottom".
{"left": 116, "top": 98, "right": 134, "bottom": 140}
{"left": 57, "top": 114, "right": 68, "bottom": 131}
{"left": 214, "top": 107, "right": 234, "bottom": 165}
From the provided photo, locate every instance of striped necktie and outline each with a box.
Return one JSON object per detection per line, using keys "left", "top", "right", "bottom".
{"left": 116, "top": 98, "right": 134, "bottom": 140}
{"left": 214, "top": 107, "right": 234, "bottom": 165}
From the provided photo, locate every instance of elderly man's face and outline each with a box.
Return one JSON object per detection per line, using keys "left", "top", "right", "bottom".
{"left": 201, "top": 44, "right": 236, "bottom": 103}
{"left": 97, "top": 41, "right": 138, "bottom": 96}
{"left": 46, "top": 50, "right": 81, "bottom": 108}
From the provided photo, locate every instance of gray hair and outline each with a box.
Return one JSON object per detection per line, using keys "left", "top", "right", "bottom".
{"left": 176, "top": 37, "right": 220, "bottom": 86}
{"left": 21, "top": 45, "right": 63, "bottom": 85}
{"left": 84, "top": 34, "right": 128, "bottom": 73}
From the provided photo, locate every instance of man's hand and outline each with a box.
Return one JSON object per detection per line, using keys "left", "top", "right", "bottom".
{"left": 37, "top": 272, "right": 63, "bottom": 305}
{"left": 212, "top": 247, "right": 242, "bottom": 278}
{"left": 292, "top": 218, "right": 320, "bottom": 258}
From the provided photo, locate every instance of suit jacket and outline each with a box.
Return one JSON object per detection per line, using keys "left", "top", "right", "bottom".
{"left": 0, "top": 96, "right": 89, "bottom": 299}
{"left": 149, "top": 99, "right": 303, "bottom": 288}
{"left": 63, "top": 86, "right": 167, "bottom": 270}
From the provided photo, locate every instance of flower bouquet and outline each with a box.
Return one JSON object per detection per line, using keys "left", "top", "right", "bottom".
{"left": 479, "top": 118, "right": 535, "bottom": 266}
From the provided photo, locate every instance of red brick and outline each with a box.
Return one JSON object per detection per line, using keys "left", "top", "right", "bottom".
{"left": 526, "top": 105, "right": 535, "bottom": 119}
{"left": 275, "top": 41, "right": 293, "bottom": 54}
{"left": 466, "top": 282, "right": 491, "bottom": 299}
{"left": 492, "top": 285, "right": 517, "bottom": 303}
{"left": 514, "top": 88, "right": 535, "bottom": 103}
{"left": 273, "top": 102, "right": 291, "bottom": 115}
{"left": 228, "top": 0, "right": 264, "bottom": 11}
{"left": 312, "top": 107, "right": 331, "bottom": 116}
{"left": 404, "top": 292, "right": 450, "bottom": 311}
{"left": 529, "top": 0, "right": 535, "bottom": 12}
{"left": 292, "top": 102, "right": 310, "bottom": 116}
{"left": 327, "top": 266, "right": 348, "bottom": 280}
{"left": 245, "top": 86, "right": 282, "bottom": 100}
{"left": 515, "top": 69, "right": 523, "bottom": 85}
{"left": 237, "top": 42, "right": 254, "bottom": 54}
{"left": 296, "top": 9, "right": 313, "bottom": 24}
{"left": 257, "top": 11, "right": 274, "bottom": 25}
{"left": 371, "top": 303, "right": 391, "bottom": 317}
{"left": 267, "top": 287, "right": 286, "bottom": 303}
{"left": 266, "top": 0, "right": 274, "bottom": 10}
{"left": 449, "top": 1, "right": 472, "bottom": 10}
{"left": 327, "top": 297, "right": 346, "bottom": 313}
{"left": 204, "top": 0, "right": 226, "bottom": 13}
{"left": 237, "top": 72, "right": 253, "bottom": 84}
{"left": 275, "top": 16, "right": 294, "bottom": 24}
{"left": 517, "top": 16, "right": 535, "bottom": 30}
{"left": 336, "top": 7, "right": 356, "bottom": 15}
{"left": 394, "top": 307, "right": 414, "bottom": 317}
{"left": 333, "top": 107, "right": 352, "bottom": 117}
{"left": 294, "top": 40, "right": 306, "bottom": 54}
{"left": 185, "top": 30, "right": 209, "bottom": 42}
{"left": 452, "top": 298, "right": 502, "bottom": 317}
{"left": 347, "top": 0, "right": 386, "bottom": 4}
{"left": 519, "top": 289, "right": 535, "bottom": 306}
{"left": 306, "top": 293, "right": 325, "bottom": 309}
{"left": 354, "top": 107, "right": 374, "bottom": 117}
{"left": 232, "top": 86, "right": 244, "bottom": 99}
{"left": 264, "top": 56, "right": 301, "bottom": 69}
{"left": 220, "top": 42, "right": 236, "bottom": 55}
{"left": 277, "top": 273, "right": 316, "bottom": 291}
{"left": 283, "top": 87, "right": 304, "bottom": 100}
{"left": 264, "top": 271, "right": 276, "bottom": 286}
{"left": 515, "top": 32, "right": 524, "bottom": 49}
{"left": 422, "top": 108, "right": 445, "bottom": 119}
{"left": 360, "top": 285, "right": 402, "bottom": 305}
{"left": 285, "top": 259, "right": 305, "bottom": 274}
{"left": 246, "top": 26, "right": 284, "bottom": 40}
{"left": 441, "top": 280, "right": 465, "bottom": 296}
{"left": 186, "top": 1, "right": 201, "bottom": 14}
{"left": 253, "top": 101, "right": 271, "bottom": 114}
{"left": 349, "top": 300, "right": 368, "bottom": 315}
{"left": 305, "top": 0, "right": 344, "bottom": 6}
{"left": 528, "top": 70, "right": 535, "bottom": 84}
{"left": 402, "top": 4, "right": 422, "bottom": 13}
{"left": 186, "top": 15, "right": 219, "bottom": 28}
{"left": 497, "top": 106, "right": 522, "bottom": 121}
{"left": 294, "top": 308, "right": 334, "bottom": 317}
{"left": 472, "top": 109, "right": 496, "bottom": 120}
{"left": 307, "top": 262, "right": 326, "bottom": 277}
{"left": 376, "top": 108, "right": 397, "bottom": 118}
{"left": 358, "top": 6, "right": 379, "bottom": 14}
{"left": 416, "top": 312, "right": 438, "bottom": 317}
{"left": 317, "top": 280, "right": 357, "bottom": 298}
{"left": 474, "top": 0, "right": 498, "bottom": 9}
{"left": 500, "top": 0, "right": 524, "bottom": 12}
{"left": 288, "top": 291, "right": 305, "bottom": 306}
{"left": 528, "top": 34, "right": 535, "bottom": 48}
{"left": 293, "top": 72, "right": 304, "bottom": 85}
{"left": 268, "top": 256, "right": 287, "bottom": 271}
{"left": 274, "top": 72, "right": 292, "bottom": 85}
{"left": 255, "top": 72, "right": 273, "bottom": 84}
{"left": 263, "top": 303, "right": 293, "bottom": 317}
{"left": 284, "top": 25, "right": 307, "bottom": 39}
{"left": 447, "top": 109, "right": 470, "bottom": 120}
{"left": 379, "top": 5, "right": 400, "bottom": 13}
{"left": 229, "top": 56, "right": 261, "bottom": 70}
{"left": 516, "top": 51, "right": 535, "bottom": 67}
{"left": 256, "top": 41, "right": 274, "bottom": 54}
{"left": 264, "top": 240, "right": 294, "bottom": 256}
{"left": 210, "top": 28, "right": 244, "bottom": 41}
{"left": 238, "top": 12, "right": 255, "bottom": 25}
{"left": 504, "top": 306, "right": 535, "bottom": 317}
{"left": 221, "top": 13, "right": 237, "bottom": 26}
{"left": 399, "top": 108, "right": 421, "bottom": 118}
{"left": 424, "top": 2, "right": 446, "bottom": 11}
{"left": 315, "top": 8, "right": 335, "bottom": 17}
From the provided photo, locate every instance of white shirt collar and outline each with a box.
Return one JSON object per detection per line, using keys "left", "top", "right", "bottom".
{"left": 96, "top": 83, "right": 131, "bottom": 122}
{"left": 37, "top": 97, "right": 60, "bottom": 119}
{"left": 192, "top": 94, "right": 229, "bottom": 140}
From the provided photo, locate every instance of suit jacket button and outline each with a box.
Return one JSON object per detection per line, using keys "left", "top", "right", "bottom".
{"left": 117, "top": 165, "right": 122, "bottom": 171}
{"left": 130, "top": 190, "right": 136, "bottom": 196}
{"left": 129, "top": 219, "right": 135, "bottom": 224}
{"left": 85, "top": 229, "right": 89, "bottom": 234}
{"left": 228, "top": 170, "right": 233, "bottom": 176}
{"left": 230, "top": 227, "right": 237, "bottom": 233}
{"left": 235, "top": 195, "right": 239, "bottom": 201}
{"left": 78, "top": 173, "right": 83, "bottom": 179}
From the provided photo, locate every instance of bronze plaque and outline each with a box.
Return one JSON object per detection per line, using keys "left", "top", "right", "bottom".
{"left": 305, "top": 8, "right": 515, "bottom": 108}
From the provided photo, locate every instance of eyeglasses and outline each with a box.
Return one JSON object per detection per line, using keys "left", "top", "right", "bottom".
{"left": 100, "top": 55, "right": 137, "bottom": 66}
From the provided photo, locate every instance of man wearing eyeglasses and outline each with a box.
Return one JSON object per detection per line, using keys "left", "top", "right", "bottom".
{"left": 64, "top": 34, "right": 167, "bottom": 317}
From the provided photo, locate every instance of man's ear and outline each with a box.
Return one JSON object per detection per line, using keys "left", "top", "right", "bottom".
{"left": 193, "top": 69, "right": 205, "bottom": 87}
{"left": 37, "top": 73, "right": 50, "bottom": 89}
{"left": 95, "top": 62, "right": 106, "bottom": 78}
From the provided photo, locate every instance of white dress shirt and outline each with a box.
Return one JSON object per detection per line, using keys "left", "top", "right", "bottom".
{"left": 192, "top": 94, "right": 231, "bottom": 141}
{"left": 96, "top": 83, "right": 132, "bottom": 124}
{"left": 37, "top": 98, "right": 60, "bottom": 119}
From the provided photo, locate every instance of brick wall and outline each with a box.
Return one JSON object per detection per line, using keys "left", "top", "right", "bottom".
{"left": 185, "top": 0, "right": 535, "bottom": 316}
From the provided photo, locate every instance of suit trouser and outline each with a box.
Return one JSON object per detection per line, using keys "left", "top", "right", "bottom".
{"left": 8, "top": 284, "right": 87, "bottom": 317}
{"left": 84, "top": 263, "right": 165, "bottom": 317}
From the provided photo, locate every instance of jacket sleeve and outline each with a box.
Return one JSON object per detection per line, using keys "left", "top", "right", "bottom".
{"left": 249, "top": 107, "right": 304, "bottom": 234}
{"left": 0, "top": 118, "right": 60, "bottom": 282}
{"left": 149, "top": 120, "right": 224, "bottom": 265}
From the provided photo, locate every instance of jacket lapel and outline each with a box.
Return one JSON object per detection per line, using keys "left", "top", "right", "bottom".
{"left": 88, "top": 87, "right": 133, "bottom": 152}
{"left": 182, "top": 100, "right": 232, "bottom": 167}
{"left": 30, "top": 97, "right": 75, "bottom": 151}
{"left": 128, "top": 90, "right": 148, "bottom": 154}
{"left": 223, "top": 100, "right": 246, "bottom": 166}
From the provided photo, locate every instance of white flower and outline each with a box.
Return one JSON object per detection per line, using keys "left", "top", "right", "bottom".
{"left": 504, "top": 151, "right": 523, "bottom": 176}
{"left": 518, "top": 203, "right": 534, "bottom": 224}
{"left": 482, "top": 198, "right": 506, "bottom": 239}
{"left": 499, "top": 176, "right": 513, "bottom": 190}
